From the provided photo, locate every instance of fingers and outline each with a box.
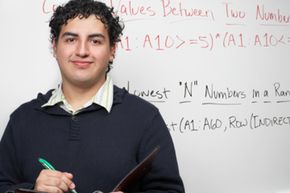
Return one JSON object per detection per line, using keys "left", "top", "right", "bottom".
{"left": 35, "top": 169, "right": 75, "bottom": 193}
{"left": 64, "top": 172, "right": 76, "bottom": 189}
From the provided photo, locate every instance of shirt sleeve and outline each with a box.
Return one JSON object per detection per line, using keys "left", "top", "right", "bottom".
{"left": 134, "top": 109, "right": 185, "bottom": 193}
{"left": 0, "top": 116, "right": 34, "bottom": 193}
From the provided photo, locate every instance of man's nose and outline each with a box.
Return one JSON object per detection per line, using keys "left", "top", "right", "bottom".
{"left": 76, "top": 41, "right": 89, "bottom": 57}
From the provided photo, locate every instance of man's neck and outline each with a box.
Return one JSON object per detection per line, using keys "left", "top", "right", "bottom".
{"left": 61, "top": 80, "right": 105, "bottom": 111}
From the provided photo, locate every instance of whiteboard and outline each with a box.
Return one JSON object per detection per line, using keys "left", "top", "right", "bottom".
{"left": 1, "top": 0, "right": 290, "bottom": 193}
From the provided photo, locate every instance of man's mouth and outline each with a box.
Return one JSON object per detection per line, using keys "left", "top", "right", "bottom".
{"left": 72, "top": 60, "right": 92, "bottom": 68}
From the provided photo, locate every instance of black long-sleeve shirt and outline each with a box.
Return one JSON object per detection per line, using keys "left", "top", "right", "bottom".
{"left": 0, "top": 86, "right": 184, "bottom": 193}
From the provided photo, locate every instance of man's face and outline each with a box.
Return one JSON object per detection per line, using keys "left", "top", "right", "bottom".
{"left": 53, "top": 15, "right": 115, "bottom": 89}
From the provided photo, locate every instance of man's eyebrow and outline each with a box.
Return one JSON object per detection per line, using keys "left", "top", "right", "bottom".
{"left": 61, "top": 32, "right": 106, "bottom": 39}
{"left": 61, "top": 32, "right": 78, "bottom": 38}
{"left": 88, "top": 33, "right": 106, "bottom": 39}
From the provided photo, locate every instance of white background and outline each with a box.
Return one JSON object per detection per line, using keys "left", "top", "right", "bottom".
{"left": 1, "top": 1, "right": 290, "bottom": 193}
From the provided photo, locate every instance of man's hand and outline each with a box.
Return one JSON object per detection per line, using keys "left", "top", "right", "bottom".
{"left": 34, "top": 169, "right": 76, "bottom": 193}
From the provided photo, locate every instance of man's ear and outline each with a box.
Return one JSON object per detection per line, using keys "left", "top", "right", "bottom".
{"left": 110, "top": 44, "right": 117, "bottom": 62}
{"left": 52, "top": 39, "right": 57, "bottom": 57}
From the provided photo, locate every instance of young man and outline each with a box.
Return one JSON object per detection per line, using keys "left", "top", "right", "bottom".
{"left": 0, "top": 0, "right": 185, "bottom": 193}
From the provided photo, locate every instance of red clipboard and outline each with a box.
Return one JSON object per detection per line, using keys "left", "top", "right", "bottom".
{"left": 14, "top": 146, "right": 160, "bottom": 193}
{"left": 111, "top": 145, "right": 160, "bottom": 192}
{"left": 15, "top": 189, "right": 46, "bottom": 193}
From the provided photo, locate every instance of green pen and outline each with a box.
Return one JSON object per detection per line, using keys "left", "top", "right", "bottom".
{"left": 38, "top": 158, "right": 78, "bottom": 193}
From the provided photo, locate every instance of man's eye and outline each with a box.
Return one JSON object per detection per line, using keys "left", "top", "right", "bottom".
{"left": 65, "top": 38, "right": 75, "bottom": 43}
{"left": 91, "top": 39, "right": 102, "bottom": 45}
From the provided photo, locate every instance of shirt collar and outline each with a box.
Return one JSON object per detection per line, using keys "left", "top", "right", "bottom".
{"left": 42, "top": 76, "right": 114, "bottom": 113}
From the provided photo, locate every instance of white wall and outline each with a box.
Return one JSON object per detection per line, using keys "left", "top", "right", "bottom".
{"left": 1, "top": 0, "right": 290, "bottom": 193}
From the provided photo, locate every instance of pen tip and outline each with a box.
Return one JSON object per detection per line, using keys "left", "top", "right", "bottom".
{"left": 71, "top": 189, "right": 78, "bottom": 193}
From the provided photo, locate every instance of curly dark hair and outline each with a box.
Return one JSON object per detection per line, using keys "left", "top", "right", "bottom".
{"left": 49, "top": 0, "right": 124, "bottom": 72}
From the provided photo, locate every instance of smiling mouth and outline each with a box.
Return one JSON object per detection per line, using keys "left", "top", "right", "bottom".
{"left": 72, "top": 60, "right": 92, "bottom": 68}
